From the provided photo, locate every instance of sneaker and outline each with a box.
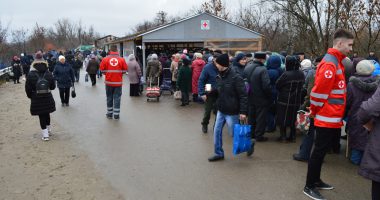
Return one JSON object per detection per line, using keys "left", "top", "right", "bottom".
{"left": 47, "top": 125, "right": 52, "bottom": 136}
{"left": 42, "top": 137, "right": 49, "bottom": 141}
{"left": 202, "top": 125, "right": 208, "bottom": 133}
{"left": 106, "top": 114, "right": 113, "bottom": 119}
{"left": 303, "top": 186, "right": 326, "bottom": 200}
{"left": 41, "top": 129, "right": 49, "bottom": 141}
{"left": 114, "top": 115, "right": 120, "bottom": 120}
{"left": 247, "top": 140, "right": 255, "bottom": 157}
{"left": 315, "top": 181, "right": 334, "bottom": 190}
{"left": 208, "top": 155, "right": 224, "bottom": 162}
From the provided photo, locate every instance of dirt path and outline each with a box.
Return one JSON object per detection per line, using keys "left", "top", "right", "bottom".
{"left": 0, "top": 81, "right": 123, "bottom": 200}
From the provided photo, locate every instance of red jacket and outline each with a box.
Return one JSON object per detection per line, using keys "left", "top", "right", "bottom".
{"left": 310, "top": 48, "right": 347, "bottom": 128}
{"left": 191, "top": 58, "right": 206, "bottom": 94}
{"left": 100, "top": 52, "right": 128, "bottom": 87}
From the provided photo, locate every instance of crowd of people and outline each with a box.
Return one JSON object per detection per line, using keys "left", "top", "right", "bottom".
{"left": 8, "top": 28, "right": 380, "bottom": 200}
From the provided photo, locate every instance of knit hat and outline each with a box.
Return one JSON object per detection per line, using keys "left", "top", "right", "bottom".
{"left": 356, "top": 60, "right": 375, "bottom": 76}
{"left": 254, "top": 52, "right": 266, "bottom": 60}
{"left": 215, "top": 54, "right": 230, "bottom": 68}
{"left": 235, "top": 53, "right": 246, "bottom": 63}
{"left": 300, "top": 59, "right": 312, "bottom": 70}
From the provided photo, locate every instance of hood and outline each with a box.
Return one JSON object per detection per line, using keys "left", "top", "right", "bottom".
{"left": 30, "top": 60, "right": 48, "bottom": 72}
{"left": 285, "top": 56, "right": 300, "bottom": 71}
{"left": 349, "top": 76, "right": 380, "bottom": 93}
{"left": 266, "top": 55, "right": 282, "bottom": 70}
{"left": 193, "top": 59, "right": 205, "bottom": 67}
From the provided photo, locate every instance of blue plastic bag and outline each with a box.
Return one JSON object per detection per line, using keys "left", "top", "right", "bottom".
{"left": 233, "top": 124, "right": 252, "bottom": 155}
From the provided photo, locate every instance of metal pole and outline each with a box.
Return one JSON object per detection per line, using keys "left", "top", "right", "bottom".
{"left": 142, "top": 42, "right": 146, "bottom": 79}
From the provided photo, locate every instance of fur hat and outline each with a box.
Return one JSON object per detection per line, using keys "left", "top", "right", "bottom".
{"left": 356, "top": 60, "right": 375, "bottom": 76}
{"left": 215, "top": 54, "right": 230, "bottom": 68}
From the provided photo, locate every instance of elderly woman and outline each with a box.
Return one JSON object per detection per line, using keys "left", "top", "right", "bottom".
{"left": 25, "top": 51, "right": 56, "bottom": 141}
{"left": 191, "top": 52, "right": 205, "bottom": 102}
{"left": 146, "top": 54, "right": 162, "bottom": 86}
{"left": 53, "top": 55, "right": 75, "bottom": 107}
{"left": 86, "top": 55, "right": 99, "bottom": 86}
{"left": 275, "top": 56, "right": 305, "bottom": 142}
{"left": 170, "top": 54, "right": 181, "bottom": 89}
{"left": 127, "top": 54, "right": 142, "bottom": 96}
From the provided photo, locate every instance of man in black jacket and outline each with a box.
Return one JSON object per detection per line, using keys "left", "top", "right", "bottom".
{"left": 72, "top": 56, "right": 83, "bottom": 82}
{"left": 208, "top": 54, "right": 252, "bottom": 162}
{"left": 243, "top": 52, "right": 272, "bottom": 142}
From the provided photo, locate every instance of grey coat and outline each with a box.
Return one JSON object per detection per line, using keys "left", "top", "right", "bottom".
{"left": 357, "top": 84, "right": 380, "bottom": 182}
{"left": 127, "top": 60, "right": 142, "bottom": 84}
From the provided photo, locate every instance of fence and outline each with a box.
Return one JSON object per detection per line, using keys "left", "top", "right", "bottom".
{"left": 0, "top": 66, "right": 12, "bottom": 83}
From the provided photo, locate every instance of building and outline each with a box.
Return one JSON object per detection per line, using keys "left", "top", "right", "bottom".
{"left": 95, "top": 35, "right": 118, "bottom": 49}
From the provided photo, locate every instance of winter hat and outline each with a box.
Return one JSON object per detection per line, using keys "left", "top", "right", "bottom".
{"left": 300, "top": 59, "right": 312, "bottom": 70}
{"left": 215, "top": 54, "right": 230, "bottom": 68}
{"left": 235, "top": 53, "right": 246, "bottom": 63}
{"left": 151, "top": 54, "right": 158, "bottom": 60}
{"left": 356, "top": 60, "right": 375, "bottom": 76}
{"left": 183, "top": 49, "right": 188, "bottom": 54}
{"left": 182, "top": 58, "right": 191, "bottom": 66}
{"left": 207, "top": 56, "right": 214, "bottom": 63}
{"left": 254, "top": 52, "right": 266, "bottom": 60}
{"left": 58, "top": 55, "right": 65, "bottom": 61}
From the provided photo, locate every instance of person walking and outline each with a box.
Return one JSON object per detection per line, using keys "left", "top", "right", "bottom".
{"left": 25, "top": 51, "right": 56, "bottom": 141}
{"left": 191, "top": 52, "right": 205, "bottom": 102}
{"left": 127, "top": 54, "right": 142, "bottom": 96}
{"left": 303, "top": 29, "right": 354, "bottom": 200}
{"left": 275, "top": 56, "right": 305, "bottom": 142}
{"left": 177, "top": 58, "right": 192, "bottom": 106}
{"left": 53, "top": 55, "right": 75, "bottom": 107}
{"left": 99, "top": 45, "right": 128, "bottom": 120}
{"left": 86, "top": 55, "right": 99, "bottom": 86}
{"left": 72, "top": 56, "right": 83, "bottom": 82}
{"left": 11, "top": 56, "right": 22, "bottom": 84}
{"left": 208, "top": 54, "right": 251, "bottom": 162}
{"left": 243, "top": 52, "right": 272, "bottom": 142}
{"left": 198, "top": 51, "right": 221, "bottom": 133}
{"left": 346, "top": 60, "right": 378, "bottom": 165}
{"left": 357, "top": 82, "right": 380, "bottom": 200}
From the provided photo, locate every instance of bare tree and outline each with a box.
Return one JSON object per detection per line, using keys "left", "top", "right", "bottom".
{"left": 199, "top": 0, "right": 230, "bottom": 20}
{"left": 155, "top": 11, "right": 169, "bottom": 25}
{"left": 11, "top": 28, "right": 28, "bottom": 53}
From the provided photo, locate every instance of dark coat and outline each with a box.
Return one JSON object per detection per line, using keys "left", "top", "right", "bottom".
{"left": 275, "top": 59, "right": 305, "bottom": 127}
{"left": 243, "top": 60, "right": 272, "bottom": 106}
{"left": 86, "top": 59, "right": 99, "bottom": 75}
{"left": 357, "top": 85, "right": 380, "bottom": 183}
{"left": 266, "top": 55, "right": 283, "bottom": 103}
{"left": 72, "top": 59, "right": 83, "bottom": 70}
{"left": 346, "top": 76, "right": 379, "bottom": 151}
{"left": 11, "top": 60, "right": 23, "bottom": 77}
{"left": 53, "top": 62, "right": 75, "bottom": 88}
{"left": 216, "top": 67, "right": 248, "bottom": 115}
{"left": 231, "top": 63, "right": 245, "bottom": 78}
{"left": 198, "top": 62, "right": 218, "bottom": 96}
{"left": 176, "top": 65, "right": 192, "bottom": 92}
{"left": 25, "top": 60, "right": 56, "bottom": 115}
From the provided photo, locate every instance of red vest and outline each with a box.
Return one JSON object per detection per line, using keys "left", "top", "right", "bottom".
{"left": 310, "top": 48, "right": 347, "bottom": 128}
{"left": 100, "top": 52, "right": 128, "bottom": 87}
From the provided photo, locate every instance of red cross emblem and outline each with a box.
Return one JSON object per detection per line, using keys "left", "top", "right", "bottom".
{"left": 110, "top": 58, "right": 118, "bottom": 67}
{"left": 201, "top": 20, "right": 210, "bottom": 30}
{"left": 203, "top": 21, "right": 208, "bottom": 28}
{"left": 324, "top": 70, "right": 333, "bottom": 78}
{"left": 338, "top": 80, "right": 345, "bottom": 89}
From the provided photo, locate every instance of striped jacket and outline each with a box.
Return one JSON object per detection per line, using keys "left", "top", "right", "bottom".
{"left": 310, "top": 48, "right": 347, "bottom": 128}
{"left": 100, "top": 52, "right": 128, "bottom": 87}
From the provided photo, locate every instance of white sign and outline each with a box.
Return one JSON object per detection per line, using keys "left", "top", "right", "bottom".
{"left": 201, "top": 20, "right": 210, "bottom": 30}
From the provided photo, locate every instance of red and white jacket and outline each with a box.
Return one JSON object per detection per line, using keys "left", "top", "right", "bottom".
{"left": 310, "top": 48, "right": 347, "bottom": 128}
{"left": 100, "top": 52, "right": 128, "bottom": 87}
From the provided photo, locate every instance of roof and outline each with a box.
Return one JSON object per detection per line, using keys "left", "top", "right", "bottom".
{"left": 95, "top": 35, "right": 118, "bottom": 41}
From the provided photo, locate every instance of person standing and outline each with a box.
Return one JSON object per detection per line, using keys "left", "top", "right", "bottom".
{"left": 127, "top": 54, "right": 142, "bottom": 96}
{"left": 53, "top": 55, "right": 75, "bottom": 107}
{"left": 357, "top": 82, "right": 380, "bottom": 200}
{"left": 20, "top": 53, "right": 30, "bottom": 77}
{"left": 243, "top": 52, "right": 272, "bottom": 142}
{"left": 275, "top": 56, "right": 305, "bottom": 142}
{"left": 100, "top": 45, "right": 128, "bottom": 120}
{"left": 146, "top": 54, "right": 162, "bottom": 86}
{"left": 11, "top": 56, "right": 22, "bottom": 84}
{"left": 170, "top": 54, "right": 180, "bottom": 90}
{"left": 72, "top": 56, "right": 83, "bottom": 82}
{"left": 191, "top": 52, "right": 205, "bottom": 102}
{"left": 177, "top": 58, "right": 192, "bottom": 106}
{"left": 208, "top": 54, "right": 251, "bottom": 162}
{"left": 25, "top": 51, "right": 56, "bottom": 141}
{"left": 198, "top": 51, "right": 221, "bottom": 133}
{"left": 86, "top": 55, "right": 99, "bottom": 86}
{"left": 231, "top": 53, "right": 247, "bottom": 78}
{"left": 303, "top": 29, "right": 354, "bottom": 200}
{"left": 346, "top": 60, "right": 378, "bottom": 165}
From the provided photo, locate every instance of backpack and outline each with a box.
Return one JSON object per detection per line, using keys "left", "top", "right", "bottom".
{"left": 36, "top": 71, "right": 50, "bottom": 95}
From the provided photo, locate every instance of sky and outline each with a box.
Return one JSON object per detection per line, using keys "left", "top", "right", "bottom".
{"left": 0, "top": 0, "right": 241, "bottom": 39}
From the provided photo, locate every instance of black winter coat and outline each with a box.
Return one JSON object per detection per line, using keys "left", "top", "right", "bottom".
{"left": 243, "top": 60, "right": 272, "bottom": 106}
{"left": 346, "top": 76, "right": 379, "bottom": 151}
{"left": 86, "top": 59, "right": 99, "bottom": 75}
{"left": 357, "top": 84, "right": 380, "bottom": 183}
{"left": 72, "top": 59, "right": 83, "bottom": 70}
{"left": 275, "top": 70, "right": 305, "bottom": 126}
{"left": 53, "top": 62, "right": 75, "bottom": 88}
{"left": 11, "top": 60, "right": 22, "bottom": 77}
{"left": 25, "top": 60, "right": 56, "bottom": 115}
{"left": 216, "top": 68, "right": 248, "bottom": 115}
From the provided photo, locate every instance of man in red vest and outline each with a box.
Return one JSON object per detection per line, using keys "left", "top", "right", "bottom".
{"left": 100, "top": 45, "right": 128, "bottom": 120}
{"left": 303, "top": 29, "right": 354, "bottom": 200}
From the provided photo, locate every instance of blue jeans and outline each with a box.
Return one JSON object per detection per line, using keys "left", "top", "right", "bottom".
{"left": 105, "top": 86, "right": 122, "bottom": 116}
{"left": 213, "top": 111, "right": 239, "bottom": 156}
{"left": 298, "top": 118, "right": 315, "bottom": 160}
{"left": 350, "top": 149, "right": 363, "bottom": 165}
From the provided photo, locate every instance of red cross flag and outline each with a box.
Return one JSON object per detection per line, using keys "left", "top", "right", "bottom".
{"left": 201, "top": 20, "right": 210, "bottom": 30}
